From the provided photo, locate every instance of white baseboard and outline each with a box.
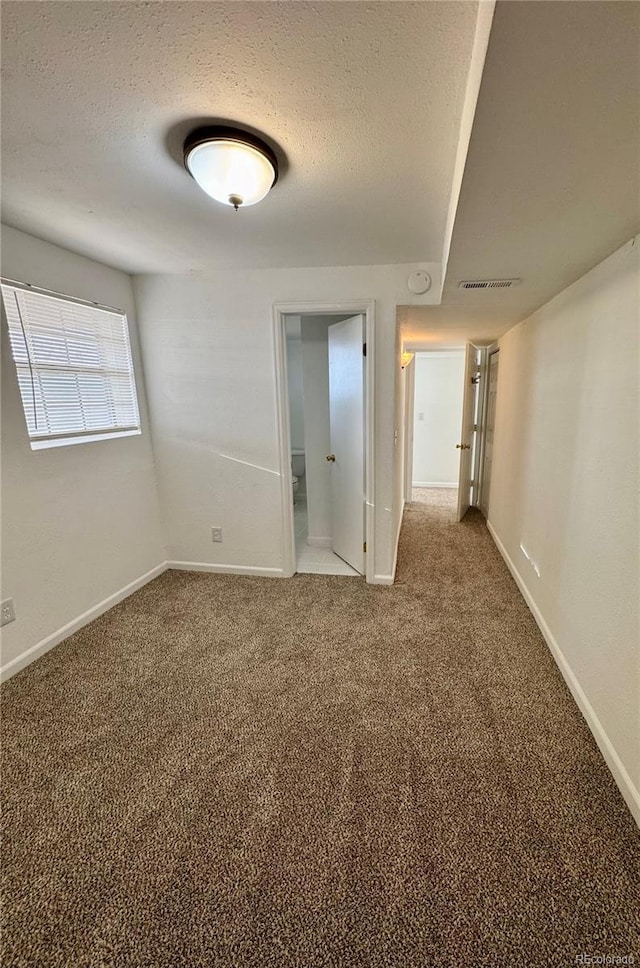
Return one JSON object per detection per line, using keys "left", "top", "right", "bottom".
{"left": 371, "top": 574, "right": 395, "bottom": 586}
{"left": 487, "top": 521, "right": 640, "bottom": 827}
{"left": 378, "top": 498, "right": 406, "bottom": 587}
{"left": 370, "top": 493, "right": 404, "bottom": 583}
{"left": 307, "top": 536, "right": 332, "bottom": 548}
{"left": 412, "top": 481, "right": 458, "bottom": 488}
{"left": 0, "top": 562, "right": 168, "bottom": 683}
{"left": 167, "top": 560, "right": 285, "bottom": 578}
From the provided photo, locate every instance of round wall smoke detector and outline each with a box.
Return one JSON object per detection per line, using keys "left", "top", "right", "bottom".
{"left": 407, "top": 270, "right": 431, "bottom": 295}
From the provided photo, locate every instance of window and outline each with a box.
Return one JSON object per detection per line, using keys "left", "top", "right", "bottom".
{"left": 1, "top": 281, "right": 141, "bottom": 449}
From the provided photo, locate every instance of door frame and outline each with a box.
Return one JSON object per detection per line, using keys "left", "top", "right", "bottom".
{"left": 456, "top": 342, "right": 477, "bottom": 521}
{"left": 476, "top": 341, "right": 500, "bottom": 516}
{"left": 272, "top": 300, "right": 376, "bottom": 583}
{"left": 403, "top": 356, "right": 416, "bottom": 503}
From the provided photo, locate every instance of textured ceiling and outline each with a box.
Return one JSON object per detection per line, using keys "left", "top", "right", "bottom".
{"left": 1, "top": 1, "right": 480, "bottom": 273}
{"left": 402, "top": 0, "right": 640, "bottom": 344}
{"left": 400, "top": 305, "right": 506, "bottom": 351}
{"left": 439, "top": 0, "right": 640, "bottom": 325}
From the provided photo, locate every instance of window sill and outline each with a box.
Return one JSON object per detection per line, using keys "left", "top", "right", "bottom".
{"left": 30, "top": 429, "right": 142, "bottom": 450}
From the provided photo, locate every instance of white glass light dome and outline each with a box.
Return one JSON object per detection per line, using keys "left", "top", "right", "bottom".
{"left": 184, "top": 127, "right": 278, "bottom": 210}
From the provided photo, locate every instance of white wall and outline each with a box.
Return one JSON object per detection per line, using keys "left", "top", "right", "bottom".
{"left": 489, "top": 236, "right": 639, "bottom": 823}
{"left": 412, "top": 351, "right": 465, "bottom": 486}
{"left": 0, "top": 226, "right": 165, "bottom": 674}
{"left": 133, "top": 263, "right": 439, "bottom": 580}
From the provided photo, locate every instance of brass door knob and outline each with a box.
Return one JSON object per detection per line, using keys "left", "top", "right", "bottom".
{"left": 456, "top": 443, "right": 471, "bottom": 450}
{"left": 326, "top": 454, "right": 336, "bottom": 462}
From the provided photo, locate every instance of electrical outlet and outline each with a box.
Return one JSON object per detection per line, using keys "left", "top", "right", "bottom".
{"left": 211, "top": 527, "right": 223, "bottom": 543}
{"left": 1, "top": 598, "right": 16, "bottom": 627}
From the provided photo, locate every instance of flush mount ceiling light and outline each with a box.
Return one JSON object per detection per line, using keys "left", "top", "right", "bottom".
{"left": 183, "top": 126, "right": 278, "bottom": 211}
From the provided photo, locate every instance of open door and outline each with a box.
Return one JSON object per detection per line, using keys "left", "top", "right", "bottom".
{"left": 478, "top": 348, "right": 499, "bottom": 519}
{"left": 328, "top": 315, "right": 365, "bottom": 574}
{"left": 456, "top": 342, "right": 477, "bottom": 522}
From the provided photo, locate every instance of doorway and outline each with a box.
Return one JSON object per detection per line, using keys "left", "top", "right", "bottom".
{"left": 274, "top": 302, "right": 375, "bottom": 581}
{"left": 409, "top": 350, "right": 466, "bottom": 518}
{"left": 404, "top": 342, "right": 497, "bottom": 524}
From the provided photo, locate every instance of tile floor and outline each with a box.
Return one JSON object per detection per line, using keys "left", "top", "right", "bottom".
{"left": 293, "top": 496, "right": 360, "bottom": 577}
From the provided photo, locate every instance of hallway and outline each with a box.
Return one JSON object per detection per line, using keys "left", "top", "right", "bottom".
{"left": 1, "top": 499, "right": 638, "bottom": 967}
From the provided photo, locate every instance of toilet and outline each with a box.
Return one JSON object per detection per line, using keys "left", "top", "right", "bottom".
{"left": 291, "top": 449, "right": 305, "bottom": 503}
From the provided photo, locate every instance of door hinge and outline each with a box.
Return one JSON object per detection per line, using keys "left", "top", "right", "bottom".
{"left": 363, "top": 342, "right": 367, "bottom": 357}
{"left": 363, "top": 541, "right": 367, "bottom": 553}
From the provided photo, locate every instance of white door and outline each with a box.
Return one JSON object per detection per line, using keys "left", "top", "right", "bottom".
{"left": 403, "top": 358, "right": 415, "bottom": 503}
{"left": 479, "top": 349, "right": 499, "bottom": 519}
{"left": 456, "top": 342, "right": 477, "bottom": 522}
{"left": 328, "top": 315, "right": 365, "bottom": 574}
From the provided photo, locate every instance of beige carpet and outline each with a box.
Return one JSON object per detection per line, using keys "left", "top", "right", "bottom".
{"left": 411, "top": 486, "right": 457, "bottom": 509}
{"left": 2, "top": 500, "right": 639, "bottom": 967}
{"left": 411, "top": 486, "right": 458, "bottom": 522}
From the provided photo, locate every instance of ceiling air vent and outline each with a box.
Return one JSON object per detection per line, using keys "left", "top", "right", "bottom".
{"left": 458, "top": 278, "right": 521, "bottom": 290}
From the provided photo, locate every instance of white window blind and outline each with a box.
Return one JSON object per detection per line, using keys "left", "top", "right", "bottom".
{"left": 1, "top": 281, "right": 141, "bottom": 449}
